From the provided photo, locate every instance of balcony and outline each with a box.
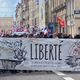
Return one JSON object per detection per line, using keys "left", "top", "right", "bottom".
{"left": 53, "top": 2, "right": 66, "bottom": 13}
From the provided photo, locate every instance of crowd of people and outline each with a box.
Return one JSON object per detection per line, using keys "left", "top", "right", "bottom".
{"left": 29, "top": 32, "right": 80, "bottom": 39}
{"left": 0, "top": 30, "right": 80, "bottom": 39}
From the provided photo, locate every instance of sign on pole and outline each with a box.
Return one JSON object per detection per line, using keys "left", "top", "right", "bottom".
{"left": 67, "top": 19, "right": 75, "bottom": 26}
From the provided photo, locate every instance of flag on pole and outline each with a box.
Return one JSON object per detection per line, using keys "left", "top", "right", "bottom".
{"left": 57, "top": 16, "right": 65, "bottom": 28}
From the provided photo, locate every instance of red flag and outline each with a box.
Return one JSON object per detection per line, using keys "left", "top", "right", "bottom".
{"left": 59, "top": 20, "right": 65, "bottom": 28}
{"left": 57, "top": 17, "right": 62, "bottom": 21}
{"left": 57, "top": 16, "right": 65, "bottom": 28}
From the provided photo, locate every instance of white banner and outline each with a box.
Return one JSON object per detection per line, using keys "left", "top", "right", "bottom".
{"left": 0, "top": 38, "right": 80, "bottom": 71}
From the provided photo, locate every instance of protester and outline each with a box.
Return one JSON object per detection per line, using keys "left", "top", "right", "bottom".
{"left": 48, "top": 34, "right": 53, "bottom": 38}
{"left": 0, "top": 26, "right": 79, "bottom": 39}
{"left": 74, "top": 34, "right": 80, "bottom": 39}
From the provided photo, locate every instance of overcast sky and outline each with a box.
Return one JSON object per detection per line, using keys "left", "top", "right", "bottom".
{"left": 0, "top": 0, "right": 21, "bottom": 18}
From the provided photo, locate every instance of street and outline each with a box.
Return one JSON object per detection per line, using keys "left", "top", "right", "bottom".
{"left": 0, "top": 71, "right": 80, "bottom": 80}
{"left": 0, "top": 0, "right": 80, "bottom": 80}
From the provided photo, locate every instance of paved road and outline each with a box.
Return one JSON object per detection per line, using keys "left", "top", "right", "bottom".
{"left": 0, "top": 71, "right": 80, "bottom": 80}
{"left": 62, "top": 71, "right": 80, "bottom": 80}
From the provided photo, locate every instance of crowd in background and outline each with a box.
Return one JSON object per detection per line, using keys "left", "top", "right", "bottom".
{"left": 0, "top": 31, "right": 80, "bottom": 39}
{"left": 0, "top": 28, "right": 80, "bottom": 39}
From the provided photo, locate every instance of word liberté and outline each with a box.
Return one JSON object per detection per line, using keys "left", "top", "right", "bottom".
{"left": 30, "top": 44, "right": 62, "bottom": 61}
